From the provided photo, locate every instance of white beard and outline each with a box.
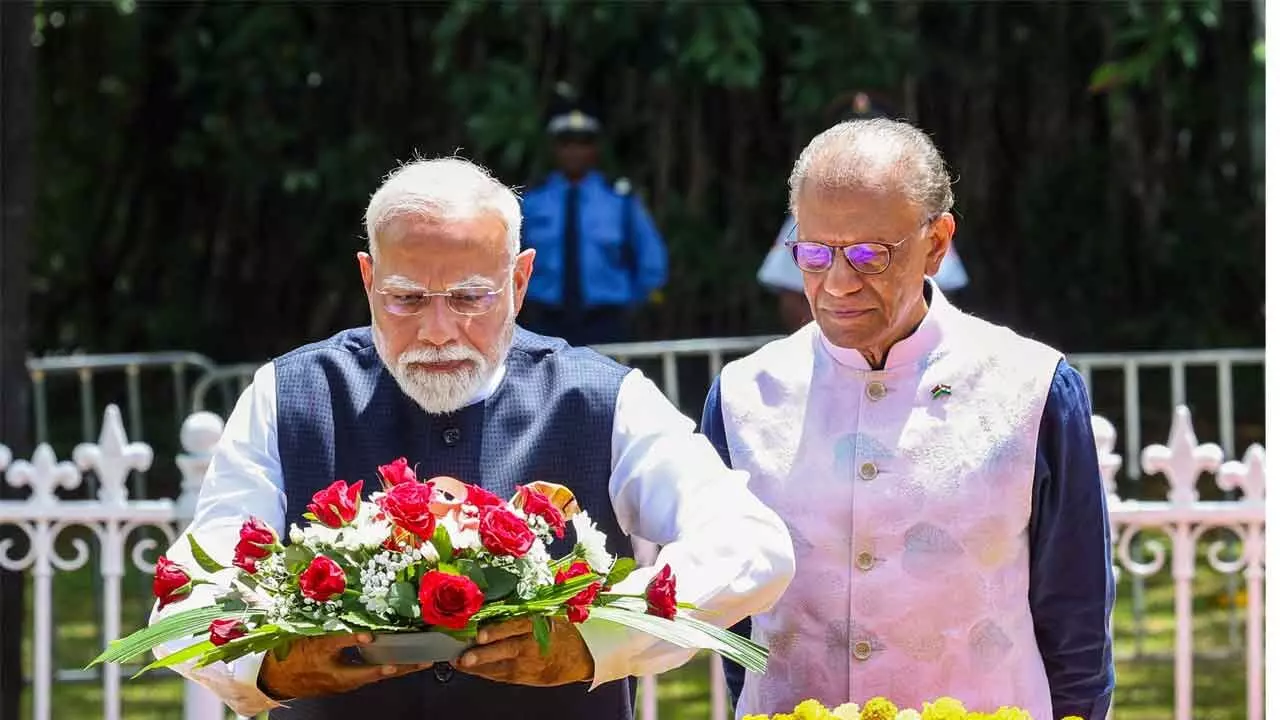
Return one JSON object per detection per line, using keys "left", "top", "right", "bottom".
{"left": 379, "top": 314, "right": 514, "bottom": 416}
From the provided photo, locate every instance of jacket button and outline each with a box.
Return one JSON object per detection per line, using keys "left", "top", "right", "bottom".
{"left": 852, "top": 640, "right": 873, "bottom": 661}
{"left": 432, "top": 661, "right": 454, "bottom": 682}
{"left": 442, "top": 427, "right": 461, "bottom": 446}
{"left": 855, "top": 551, "right": 875, "bottom": 571}
{"left": 866, "top": 381, "right": 887, "bottom": 401}
{"left": 858, "top": 462, "right": 878, "bottom": 481}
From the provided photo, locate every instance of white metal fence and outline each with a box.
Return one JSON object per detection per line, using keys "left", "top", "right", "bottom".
{"left": 0, "top": 401, "right": 1266, "bottom": 720}
{"left": 7, "top": 342, "right": 1267, "bottom": 719}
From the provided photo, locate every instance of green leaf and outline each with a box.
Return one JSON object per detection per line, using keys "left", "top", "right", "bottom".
{"left": 282, "top": 544, "right": 315, "bottom": 573}
{"left": 273, "top": 640, "right": 293, "bottom": 663}
{"left": 192, "top": 626, "right": 288, "bottom": 669}
{"left": 187, "top": 534, "right": 226, "bottom": 574}
{"left": 590, "top": 599, "right": 769, "bottom": 674}
{"left": 604, "top": 557, "right": 636, "bottom": 588}
{"left": 458, "top": 559, "right": 487, "bottom": 589}
{"left": 86, "top": 605, "right": 241, "bottom": 668}
{"left": 339, "top": 609, "right": 406, "bottom": 632}
{"left": 431, "top": 525, "right": 454, "bottom": 562}
{"left": 387, "top": 582, "right": 418, "bottom": 619}
{"left": 531, "top": 615, "right": 551, "bottom": 656}
{"left": 131, "top": 639, "right": 218, "bottom": 678}
{"left": 480, "top": 567, "right": 518, "bottom": 601}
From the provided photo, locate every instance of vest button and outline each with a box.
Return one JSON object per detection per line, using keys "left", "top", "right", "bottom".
{"left": 852, "top": 640, "right": 873, "bottom": 661}
{"left": 432, "top": 661, "right": 454, "bottom": 682}
{"left": 866, "top": 381, "right": 887, "bottom": 401}
{"left": 442, "top": 427, "right": 461, "bottom": 446}
{"left": 855, "top": 551, "right": 875, "bottom": 571}
{"left": 858, "top": 462, "right": 878, "bottom": 481}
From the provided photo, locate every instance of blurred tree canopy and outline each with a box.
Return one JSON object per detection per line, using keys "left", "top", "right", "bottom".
{"left": 28, "top": 0, "right": 1264, "bottom": 362}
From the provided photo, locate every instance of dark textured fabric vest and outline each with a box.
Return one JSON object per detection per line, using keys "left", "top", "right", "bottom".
{"left": 272, "top": 326, "right": 636, "bottom": 720}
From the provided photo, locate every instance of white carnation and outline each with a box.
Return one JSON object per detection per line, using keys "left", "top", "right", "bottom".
{"left": 571, "top": 512, "right": 613, "bottom": 574}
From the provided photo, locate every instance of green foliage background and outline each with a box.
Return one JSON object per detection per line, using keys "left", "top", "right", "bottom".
{"left": 29, "top": 0, "right": 1264, "bottom": 362}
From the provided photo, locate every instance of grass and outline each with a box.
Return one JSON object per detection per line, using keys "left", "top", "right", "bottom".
{"left": 17, "top": 533, "right": 1259, "bottom": 719}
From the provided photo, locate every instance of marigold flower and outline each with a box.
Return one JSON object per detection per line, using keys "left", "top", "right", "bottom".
{"left": 860, "top": 697, "right": 899, "bottom": 720}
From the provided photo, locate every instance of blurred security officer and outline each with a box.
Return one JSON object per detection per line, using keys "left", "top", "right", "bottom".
{"left": 520, "top": 85, "right": 668, "bottom": 346}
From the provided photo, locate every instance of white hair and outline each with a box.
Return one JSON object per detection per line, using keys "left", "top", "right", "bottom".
{"left": 364, "top": 157, "right": 522, "bottom": 260}
{"left": 788, "top": 118, "right": 954, "bottom": 218}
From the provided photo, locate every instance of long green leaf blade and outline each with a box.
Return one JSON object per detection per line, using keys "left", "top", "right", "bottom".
{"left": 187, "top": 534, "right": 227, "bottom": 574}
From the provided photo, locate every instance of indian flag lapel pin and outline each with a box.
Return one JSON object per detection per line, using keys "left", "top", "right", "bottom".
{"left": 930, "top": 383, "right": 952, "bottom": 400}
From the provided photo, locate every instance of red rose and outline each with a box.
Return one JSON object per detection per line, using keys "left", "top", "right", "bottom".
{"left": 464, "top": 484, "right": 505, "bottom": 509}
{"left": 379, "top": 480, "right": 437, "bottom": 541}
{"left": 645, "top": 564, "right": 678, "bottom": 620}
{"left": 232, "top": 545, "right": 259, "bottom": 574}
{"left": 516, "top": 485, "right": 566, "bottom": 539}
{"left": 298, "top": 555, "right": 346, "bottom": 602}
{"left": 307, "top": 479, "right": 363, "bottom": 528}
{"left": 208, "top": 618, "right": 248, "bottom": 646}
{"left": 152, "top": 555, "right": 192, "bottom": 610}
{"left": 231, "top": 517, "right": 278, "bottom": 574}
{"left": 478, "top": 506, "right": 535, "bottom": 558}
{"left": 378, "top": 457, "right": 417, "bottom": 486}
{"left": 418, "top": 571, "right": 485, "bottom": 630}
{"left": 238, "top": 517, "right": 277, "bottom": 553}
{"left": 556, "top": 561, "right": 602, "bottom": 624}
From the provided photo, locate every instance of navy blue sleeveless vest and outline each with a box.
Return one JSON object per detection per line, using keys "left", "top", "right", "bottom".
{"left": 272, "top": 326, "right": 636, "bottom": 720}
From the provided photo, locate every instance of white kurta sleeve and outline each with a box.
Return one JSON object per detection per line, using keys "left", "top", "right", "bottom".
{"left": 575, "top": 369, "right": 795, "bottom": 687}
{"left": 148, "top": 362, "right": 285, "bottom": 716}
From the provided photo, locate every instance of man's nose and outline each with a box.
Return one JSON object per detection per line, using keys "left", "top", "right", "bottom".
{"left": 823, "top": 252, "right": 866, "bottom": 296}
{"left": 416, "top": 297, "right": 460, "bottom": 346}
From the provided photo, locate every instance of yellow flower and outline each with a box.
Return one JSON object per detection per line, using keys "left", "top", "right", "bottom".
{"left": 1061, "top": 717, "right": 1085, "bottom": 720}
{"left": 743, "top": 716, "right": 770, "bottom": 720}
{"left": 896, "top": 711, "right": 923, "bottom": 720}
{"left": 832, "top": 703, "right": 861, "bottom": 720}
{"left": 772, "top": 714, "right": 796, "bottom": 720}
{"left": 989, "top": 708, "right": 1033, "bottom": 720}
{"left": 921, "top": 697, "right": 968, "bottom": 720}
{"left": 794, "top": 699, "right": 835, "bottom": 720}
{"left": 860, "top": 697, "right": 900, "bottom": 720}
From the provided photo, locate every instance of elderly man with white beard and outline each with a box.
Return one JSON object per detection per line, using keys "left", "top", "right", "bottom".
{"left": 152, "top": 157, "right": 795, "bottom": 720}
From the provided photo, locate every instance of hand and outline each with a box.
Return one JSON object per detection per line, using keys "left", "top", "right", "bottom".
{"left": 455, "top": 617, "right": 594, "bottom": 686}
{"left": 259, "top": 633, "right": 429, "bottom": 700}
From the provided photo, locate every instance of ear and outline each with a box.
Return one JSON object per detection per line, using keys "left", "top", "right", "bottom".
{"left": 923, "top": 212, "right": 956, "bottom": 276}
{"left": 511, "top": 248, "right": 536, "bottom": 315}
{"left": 357, "top": 252, "right": 374, "bottom": 294}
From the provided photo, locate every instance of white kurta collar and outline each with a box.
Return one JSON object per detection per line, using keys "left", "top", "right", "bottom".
{"left": 817, "top": 279, "right": 952, "bottom": 372}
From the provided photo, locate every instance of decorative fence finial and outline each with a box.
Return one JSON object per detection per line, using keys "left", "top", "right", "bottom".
{"left": 1218, "top": 444, "right": 1266, "bottom": 504}
{"left": 1140, "top": 404, "right": 1224, "bottom": 506}
{"left": 1091, "top": 415, "right": 1122, "bottom": 501}
{"left": 6, "top": 444, "right": 81, "bottom": 506}
{"left": 176, "top": 411, "right": 225, "bottom": 517}
{"left": 72, "top": 404, "right": 154, "bottom": 507}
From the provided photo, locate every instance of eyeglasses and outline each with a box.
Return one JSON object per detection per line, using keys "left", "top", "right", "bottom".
{"left": 375, "top": 281, "right": 508, "bottom": 318}
{"left": 785, "top": 216, "right": 936, "bottom": 275}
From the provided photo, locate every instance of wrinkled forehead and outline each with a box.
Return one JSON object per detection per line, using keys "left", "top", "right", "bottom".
{"left": 374, "top": 214, "right": 511, "bottom": 286}
{"left": 794, "top": 182, "right": 922, "bottom": 242}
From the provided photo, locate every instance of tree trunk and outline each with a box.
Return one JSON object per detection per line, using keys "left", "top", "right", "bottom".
{"left": 0, "top": 2, "right": 36, "bottom": 717}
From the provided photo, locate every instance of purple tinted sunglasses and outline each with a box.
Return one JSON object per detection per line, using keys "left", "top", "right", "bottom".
{"left": 785, "top": 216, "right": 936, "bottom": 275}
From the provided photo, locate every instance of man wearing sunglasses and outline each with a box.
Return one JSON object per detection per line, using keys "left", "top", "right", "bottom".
{"left": 757, "top": 90, "right": 969, "bottom": 332}
{"left": 703, "top": 119, "right": 1114, "bottom": 719}
{"left": 149, "top": 157, "right": 795, "bottom": 720}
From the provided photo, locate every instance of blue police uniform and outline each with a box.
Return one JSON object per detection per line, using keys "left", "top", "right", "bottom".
{"left": 519, "top": 95, "right": 669, "bottom": 346}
